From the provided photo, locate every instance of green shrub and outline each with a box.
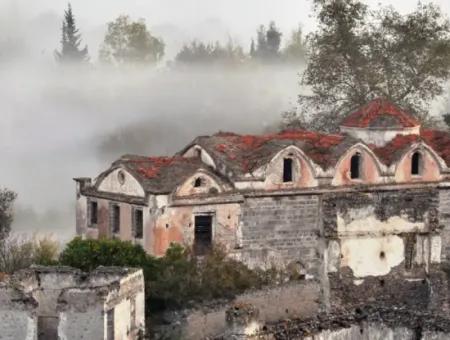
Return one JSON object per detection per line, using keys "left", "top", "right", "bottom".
{"left": 59, "top": 237, "right": 158, "bottom": 279}
{"left": 59, "top": 238, "right": 278, "bottom": 313}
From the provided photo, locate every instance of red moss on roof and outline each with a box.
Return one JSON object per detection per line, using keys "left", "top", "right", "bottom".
{"left": 421, "top": 129, "right": 450, "bottom": 166}
{"left": 371, "top": 129, "right": 450, "bottom": 166}
{"left": 341, "top": 98, "right": 420, "bottom": 128}
{"left": 124, "top": 156, "right": 191, "bottom": 179}
{"left": 209, "top": 129, "right": 346, "bottom": 171}
{"left": 372, "top": 134, "right": 421, "bottom": 165}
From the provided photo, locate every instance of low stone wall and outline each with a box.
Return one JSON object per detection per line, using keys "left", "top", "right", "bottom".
{"left": 151, "top": 281, "right": 320, "bottom": 340}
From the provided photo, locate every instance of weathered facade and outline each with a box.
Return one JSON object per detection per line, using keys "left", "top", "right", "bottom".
{"left": 0, "top": 266, "right": 145, "bottom": 340}
{"left": 75, "top": 98, "right": 450, "bottom": 312}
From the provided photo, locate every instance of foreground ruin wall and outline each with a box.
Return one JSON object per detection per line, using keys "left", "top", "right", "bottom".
{"left": 0, "top": 266, "right": 145, "bottom": 340}
{"left": 151, "top": 281, "right": 320, "bottom": 340}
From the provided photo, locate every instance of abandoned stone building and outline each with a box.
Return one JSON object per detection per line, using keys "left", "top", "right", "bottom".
{"left": 75, "top": 98, "right": 450, "bottom": 311}
{"left": 0, "top": 266, "right": 145, "bottom": 340}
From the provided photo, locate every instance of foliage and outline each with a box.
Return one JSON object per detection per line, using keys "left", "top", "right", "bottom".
{"left": 0, "top": 188, "right": 17, "bottom": 241}
{"left": 284, "top": 0, "right": 450, "bottom": 132}
{"left": 54, "top": 3, "right": 89, "bottom": 63}
{"left": 175, "top": 39, "right": 245, "bottom": 67}
{"left": 283, "top": 26, "right": 307, "bottom": 64}
{"left": 59, "top": 237, "right": 156, "bottom": 277}
{"left": 444, "top": 113, "right": 450, "bottom": 129}
{"left": 99, "top": 15, "right": 165, "bottom": 65}
{"left": 0, "top": 235, "right": 59, "bottom": 273}
{"left": 58, "top": 238, "right": 278, "bottom": 313}
{"left": 252, "top": 22, "right": 283, "bottom": 62}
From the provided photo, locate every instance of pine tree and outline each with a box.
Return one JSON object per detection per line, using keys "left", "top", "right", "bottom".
{"left": 55, "top": 3, "right": 89, "bottom": 63}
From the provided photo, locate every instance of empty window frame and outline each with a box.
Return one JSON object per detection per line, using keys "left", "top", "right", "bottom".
{"left": 350, "top": 153, "right": 361, "bottom": 179}
{"left": 133, "top": 208, "right": 144, "bottom": 239}
{"left": 110, "top": 203, "right": 120, "bottom": 234}
{"left": 411, "top": 152, "right": 422, "bottom": 176}
{"left": 88, "top": 200, "right": 98, "bottom": 227}
{"left": 194, "top": 215, "right": 213, "bottom": 255}
{"left": 283, "top": 158, "right": 293, "bottom": 182}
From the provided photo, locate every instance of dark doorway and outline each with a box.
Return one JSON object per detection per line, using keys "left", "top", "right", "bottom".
{"left": 194, "top": 215, "right": 213, "bottom": 255}
{"left": 38, "top": 316, "right": 59, "bottom": 340}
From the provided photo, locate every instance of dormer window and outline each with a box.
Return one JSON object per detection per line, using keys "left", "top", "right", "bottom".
{"left": 194, "top": 177, "right": 203, "bottom": 188}
{"left": 411, "top": 151, "right": 422, "bottom": 176}
{"left": 283, "top": 158, "right": 293, "bottom": 182}
{"left": 350, "top": 153, "right": 361, "bottom": 179}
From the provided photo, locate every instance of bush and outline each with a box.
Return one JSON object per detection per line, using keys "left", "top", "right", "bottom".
{"left": 59, "top": 237, "right": 158, "bottom": 279}
{"left": 0, "top": 235, "right": 59, "bottom": 273}
{"left": 59, "top": 238, "right": 278, "bottom": 313}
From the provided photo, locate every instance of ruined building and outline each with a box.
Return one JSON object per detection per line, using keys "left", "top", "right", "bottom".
{"left": 75, "top": 98, "right": 450, "bottom": 311}
{"left": 0, "top": 266, "right": 145, "bottom": 340}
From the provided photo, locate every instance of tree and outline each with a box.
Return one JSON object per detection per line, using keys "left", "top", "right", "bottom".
{"left": 0, "top": 188, "right": 16, "bottom": 241}
{"left": 175, "top": 39, "right": 245, "bottom": 66}
{"left": 252, "top": 22, "right": 282, "bottom": 62}
{"left": 285, "top": 0, "right": 450, "bottom": 132}
{"left": 54, "top": 3, "right": 89, "bottom": 63}
{"left": 99, "top": 15, "right": 165, "bottom": 65}
{"left": 283, "top": 25, "right": 307, "bottom": 64}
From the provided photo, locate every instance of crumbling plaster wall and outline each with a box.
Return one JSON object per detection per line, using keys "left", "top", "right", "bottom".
{"left": 395, "top": 148, "right": 441, "bottom": 183}
{"left": 332, "top": 147, "right": 382, "bottom": 186}
{"left": 149, "top": 196, "right": 241, "bottom": 256}
{"left": 264, "top": 147, "right": 318, "bottom": 190}
{"left": 322, "top": 188, "right": 447, "bottom": 311}
{"left": 98, "top": 168, "right": 145, "bottom": 197}
{"left": 0, "top": 286, "right": 37, "bottom": 340}
{"left": 176, "top": 172, "right": 223, "bottom": 197}
{"left": 2, "top": 268, "right": 146, "bottom": 340}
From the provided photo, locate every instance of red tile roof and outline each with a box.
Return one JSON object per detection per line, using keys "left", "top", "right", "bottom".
{"left": 341, "top": 98, "right": 420, "bottom": 128}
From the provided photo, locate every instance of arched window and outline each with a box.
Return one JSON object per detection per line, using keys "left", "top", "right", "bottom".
{"left": 350, "top": 153, "right": 361, "bottom": 179}
{"left": 411, "top": 152, "right": 421, "bottom": 176}
{"left": 283, "top": 158, "right": 293, "bottom": 182}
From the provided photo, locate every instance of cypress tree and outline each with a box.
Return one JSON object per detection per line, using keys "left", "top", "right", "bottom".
{"left": 55, "top": 3, "right": 89, "bottom": 63}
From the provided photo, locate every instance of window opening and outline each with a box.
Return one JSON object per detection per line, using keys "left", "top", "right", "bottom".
{"left": 111, "top": 204, "right": 120, "bottom": 234}
{"left": 411, "top": 152, "right": 421, "bottom": 176}
{"left": 283, "top": 158, "right": 293, "bottom": 182}
{"left": 194, "top": 215, "right": 212, "bottom": 255}
{"left": 350, "top": 153, "right": 361, "bottom": 179}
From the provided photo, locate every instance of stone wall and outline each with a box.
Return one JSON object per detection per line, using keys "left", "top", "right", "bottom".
{"left": 240, "top": 195, "right": 321, "bottom": 273}
{"left": 152, "top": 281, "right": 320, "bottom": 340}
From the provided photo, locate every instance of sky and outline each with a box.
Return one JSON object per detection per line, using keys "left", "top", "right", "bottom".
{"left": 0, "top": 0, "right": 449, "bottom": 240}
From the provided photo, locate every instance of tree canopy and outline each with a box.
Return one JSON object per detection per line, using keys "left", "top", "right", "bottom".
{"left": 99, "top": 15, "right": 165, "bottom": 65}
{"left": 54, "top": 3, "right": 89, "bottom": 63}
{"left": 284, "top": 0, "right": 450, "bottom": 132}
{"left": 175, "top": 39, "right": 245, "bottom": 66}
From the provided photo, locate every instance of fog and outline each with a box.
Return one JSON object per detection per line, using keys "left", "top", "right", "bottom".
{"left": 0, "top": 0, "right": 449, "bottom": 240}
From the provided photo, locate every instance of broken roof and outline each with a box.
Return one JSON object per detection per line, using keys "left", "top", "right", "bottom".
{"left": 183, "top": 130, "right": 356, "bottom": 177}
{"left": 341, "top": 98, "right": 420, "bottom": 129}
{"left": 100, "top": 155, "right": 217, "bottom": 194}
